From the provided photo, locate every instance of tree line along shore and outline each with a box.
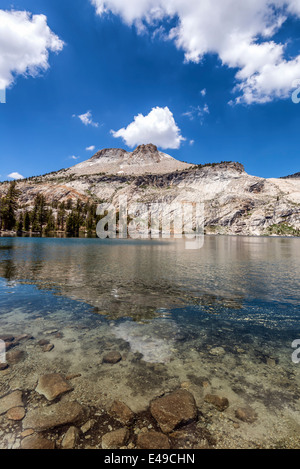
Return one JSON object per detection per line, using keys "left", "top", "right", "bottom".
{"left": 0, "top": 181, "right": 102, "bottom": 237}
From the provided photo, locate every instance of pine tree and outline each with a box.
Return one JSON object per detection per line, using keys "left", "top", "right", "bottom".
{"left": 45, "top": 209, "right": 56, "bottom": 235}
{"left": 57, "top": 202, "right": 66, "bottom": 231}
{"left": 66, "top": 209, "right": 81, "bottom": 236}
{"left": 24, "top": 211, "right": 31, "bottom": 232}
{"left": 31, "top": 194, "right": 48, "bottom": 233}
{"left": 0, "top": 181, "right": 20, "bottom": 230}
{"left": 16, "top": 213, "right": 23, "bottom": 233}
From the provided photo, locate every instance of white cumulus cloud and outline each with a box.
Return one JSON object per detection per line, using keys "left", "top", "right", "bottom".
{"left": 91, "top": 0, "right": 300, "bottom": 104}
{"left": 86, "top": 145, "right": 96, "bottom": 151}
{"left": 111, "top": 106, "right": 185, "bottom": 149}
{"left": 0, "top": 9, "right": 64, "bottom": 90}
{"left": 7, "top": 172, "right": 24, "bottom": 180}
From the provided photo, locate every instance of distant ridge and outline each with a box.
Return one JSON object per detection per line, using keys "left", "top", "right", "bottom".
{"left": 281, "top": 172, "right": 300, "bottom": 179}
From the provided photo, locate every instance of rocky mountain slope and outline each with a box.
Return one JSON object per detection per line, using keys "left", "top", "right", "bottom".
{"left": 282, "top": 172, "right": 300, "bottom": 179}
{"left": 1, "top": 144, "right": 299, "bottom": 236}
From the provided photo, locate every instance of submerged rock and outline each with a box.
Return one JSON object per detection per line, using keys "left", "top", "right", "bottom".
{"left": 235, "top": 406, "right": 257, "bottom": 423}
{"left": 61, "top": 426, "right": 80, "bottom": 449}
{"left": 35, "top": 373, "right": 73, "bottom": 401}
{"left": 6, "top": 406, "right": 26, "bottom": 421}
{"left": 209, "top": 347, "right": 226, "bottom": 357}
{"left": 150, "top": 389, "right": 198, "bottom": 433}
{"left": 0, "top": 335, "right": 14, "bottom": 342}
{"left": 101, "top": 428, "right": 129, "bottom": 449}
{"left": 110, "top": 400, "right": 134, "bottom": 424}
{"left": 42, "top": 344, "right": 54, "bottom": 352}
{"left": 15, "top": 334, "right": 33, "bottom": 342}
{"left": 0, "top": 390, "right": 24, "bottom": 415}
{"left": 20, "top": 429, "right": 35, "bottom": 439}
{"left": 266, "top": 357, "right": 277, "bottom": 367}
{"left": 38, "top": 339, "right": 50, "bottom": 346}
{"left": 6, "top": 350, "right": 27, "bottom": 364}
{"left": 80, "top": 419, "right": 95, "bottom": 434}
{"left": 137, "top": 431, "right": 170, "bottom": 449}
{"left": 103, "top": 351, "right": 122, "bottom": 364}
{"left": 21, "top": 434, "right": 55, "bottom": 450}
{"left": 22, "top": 401, "right": 84, "bottom": 431}
{"left": 204, "top": 394, "right": 229, "bottom": 412}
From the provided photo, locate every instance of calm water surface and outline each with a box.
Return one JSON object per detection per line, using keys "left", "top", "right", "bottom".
{"left": 0, "top": 235, "right": 299, "bottom": 325}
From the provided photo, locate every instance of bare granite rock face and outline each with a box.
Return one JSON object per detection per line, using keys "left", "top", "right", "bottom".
{"left": 0, "top": 146, "right": 299, "bottom": 237}
{"left": 66, "top": 144, "right": 192, "bottom": 177}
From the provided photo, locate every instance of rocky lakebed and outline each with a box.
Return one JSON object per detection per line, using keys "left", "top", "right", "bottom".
{"left": 1, "top": 304, "right": 300, "bottom": 450}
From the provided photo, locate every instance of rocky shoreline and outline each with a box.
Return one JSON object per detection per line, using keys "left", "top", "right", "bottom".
{"left": 0, "top": 330, "right": 298, "bottom": 450}
{"left": 0, "top": 333, "right": 214, "bottom": 450}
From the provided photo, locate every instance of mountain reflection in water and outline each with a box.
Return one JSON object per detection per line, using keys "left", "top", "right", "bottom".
{"left": 0, "top": 236, "right": 299, "bottom": 322}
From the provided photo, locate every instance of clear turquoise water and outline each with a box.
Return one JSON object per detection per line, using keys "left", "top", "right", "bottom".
{"left": 0, "top": 235, "right": 299, "bottom": 332}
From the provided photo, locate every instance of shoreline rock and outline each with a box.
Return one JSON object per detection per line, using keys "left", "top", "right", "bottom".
{"left": 22, "top": 401, "right": 84, "bottom": 431}
{"left": 21, "top": 434, "right": 55, "bottom": 450}
{"left": 110, "top": 400, "right": 134, "bottom": 425}
{"left": 102, "top": 428, "right": 129, "bottom": 449}
{"left": 150, "top": 389, "right": 198, "bottom": 433}
{"left": 137, "top": 431, "right": 170, "bottom": 449}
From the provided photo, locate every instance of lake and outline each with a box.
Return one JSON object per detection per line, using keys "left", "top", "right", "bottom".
{"left": 0, "top": 235, "right": 300, "bottom": 448}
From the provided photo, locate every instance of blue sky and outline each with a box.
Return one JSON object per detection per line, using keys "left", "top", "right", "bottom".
{"left": 0, "top": 0, "right": 300, "bottom": 181}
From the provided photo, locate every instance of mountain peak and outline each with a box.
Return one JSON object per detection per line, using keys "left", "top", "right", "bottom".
{"left": 66, "top": 145, "right": 192, "bottom": 176}
{"left": 132, "top": 143, "right": 158, "bottom": 154}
